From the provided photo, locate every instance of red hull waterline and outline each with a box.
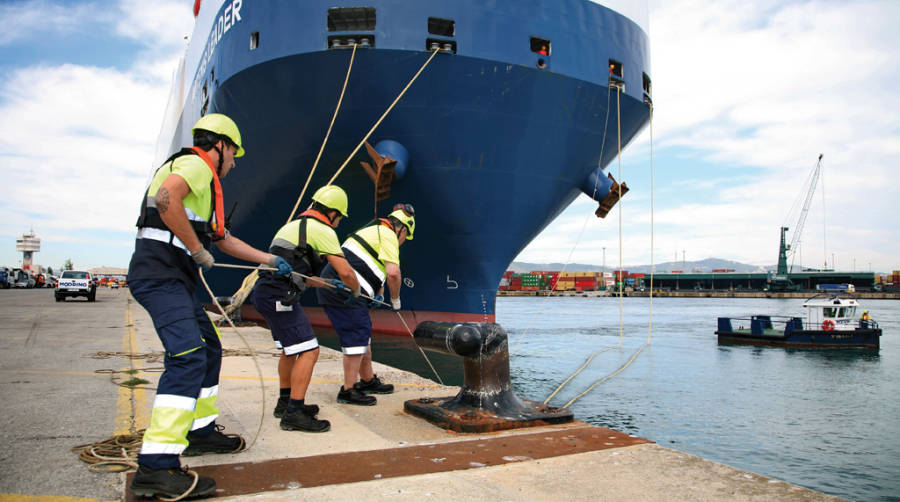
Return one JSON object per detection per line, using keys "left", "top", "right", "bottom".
{"left": 238, "top": 305, "right": 494, "bottom": 336}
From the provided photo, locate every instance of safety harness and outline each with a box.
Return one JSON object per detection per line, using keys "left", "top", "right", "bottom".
{"left": 262, "top": 209, "right": 333, "bottom": 304}
{"left": 343, "top": 218, "right": 397, "bottom": 294}
{"left": 135, "top": 147, "right": 227, "bottom": 243}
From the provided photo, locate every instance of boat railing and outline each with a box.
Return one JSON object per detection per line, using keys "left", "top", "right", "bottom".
{"left": 717, "top": 315, "right": 801, "bottom": 335}
{"left": 720, "top": 315, "right": 879, "bottom": 334}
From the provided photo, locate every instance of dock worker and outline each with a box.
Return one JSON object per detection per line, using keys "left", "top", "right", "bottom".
{"left": 860, "top": 309, "right": 872, "bottom": 327}
{"left": 316, "top": 204, "right": 415, "bottom": 405}
{"left": 126, "top": 113, "right": 293, "bottom": 500}
{"left": 251, "top": 185, "right": 361, "bottom": 433}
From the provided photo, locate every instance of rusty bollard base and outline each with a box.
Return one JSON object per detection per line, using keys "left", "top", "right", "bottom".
{"left": 404, "top": 396, "right": 574, "bottom": 433}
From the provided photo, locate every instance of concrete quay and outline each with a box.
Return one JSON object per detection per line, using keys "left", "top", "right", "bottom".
{"left": 0, "top": 288, "right": 844, "bottom": 501}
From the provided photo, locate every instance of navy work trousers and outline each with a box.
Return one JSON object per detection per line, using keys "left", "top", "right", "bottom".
{"left": 129, "top": 278, "right": 222, "bottom": 469}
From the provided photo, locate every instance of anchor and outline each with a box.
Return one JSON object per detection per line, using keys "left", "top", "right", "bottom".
{"left": 404, "top": 321, "right": 574, "bottom": 432}
{"left": 595, "top": 173, "right": 628, "bottom": 218}
{"left": 359, "top": 141, "right": 397, "bottom": 201}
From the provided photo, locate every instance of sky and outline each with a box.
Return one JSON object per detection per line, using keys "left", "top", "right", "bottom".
{"left": 1, "top": 0, "right": 898, "bottom": 274}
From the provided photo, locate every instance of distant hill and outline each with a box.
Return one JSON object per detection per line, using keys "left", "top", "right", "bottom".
{"left": 509, "top": 258, "right": 767, "bottom": 274}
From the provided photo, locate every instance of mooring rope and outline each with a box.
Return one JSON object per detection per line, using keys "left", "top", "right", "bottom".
{"left": 509, "top": 81, "right": 615, "bottom": 356}
{"left": 224, "top": 45, "right": 359, "bottom": 318}
{"left": 225, "top": 46, "right": 440, "bottom": 320}
{"left": 199, "top": 267, "right": 266, "bottom": 453}
{"left": 212, "top": 262, "right": 444, "bottom": 384}
{"left": 287, "top": 43, "right": 359, "bottom": 223}
{"left": 545, "top": 92, "right": 657, "bottom": 408}
{"left": 325, "top": 47, "right": 440, "bottom": 187}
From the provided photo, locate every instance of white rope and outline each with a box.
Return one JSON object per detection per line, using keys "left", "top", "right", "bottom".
{"left": 547, "top": 93, "right": 657, "bottom": 408}
{"left": 510, "top": 83, "right": 614, "bottom": 356}
{"left": 198, "top": 268, "right": 265, "bottom": 452}
{"left": 225, "top": 45, "right": 359, "bottom": 316}
{"left": 287, "top": 43, "right": 358, "bottom": 223}
{"left": 325, "top": 47, "right": 440, "bottom": 187}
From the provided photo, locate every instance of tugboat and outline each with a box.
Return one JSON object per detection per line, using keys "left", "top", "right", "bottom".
{"left": 716, "top": 292, "right": 881, "bottom": 350}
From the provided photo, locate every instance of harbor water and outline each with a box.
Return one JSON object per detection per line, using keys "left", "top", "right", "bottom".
{"left": 500, "top": 296, "right": 900, "bottom": 502}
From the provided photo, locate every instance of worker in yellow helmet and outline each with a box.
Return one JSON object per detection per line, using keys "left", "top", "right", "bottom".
{"left": 251, "top": 185, "right": 361, "bottom": 433}
{"left": 860, "top": 309, "right": 872, "bottom": 327}
{"left": 316, "top": 203, "right": 415, "bottom": 405}
{"left": 127, "top": 113, "right": 292, "bottom": 500}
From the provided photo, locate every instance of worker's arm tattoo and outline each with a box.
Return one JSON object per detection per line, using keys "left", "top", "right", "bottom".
{"left": 156, "top": 187, "right": 170, "bottom": 214}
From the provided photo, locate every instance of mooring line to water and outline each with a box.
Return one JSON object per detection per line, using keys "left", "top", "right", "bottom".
{"left": 395, "top": 311, "right": 444, "bottom": 385}
{"left": 543, "top": 347, "right": 612, "bottom": 404}
{"left": 544, "top": 96, "right": 657, "bottom": 409}
{"left": 509, "top": 82, "right": 615, "bottom": 357}
{"left": 562, "top": 342, "right": 648, "bottom": 408}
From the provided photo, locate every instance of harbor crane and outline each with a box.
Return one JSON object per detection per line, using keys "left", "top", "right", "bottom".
{"left": 769, "top": 154, "right": 823, "bottom": 291}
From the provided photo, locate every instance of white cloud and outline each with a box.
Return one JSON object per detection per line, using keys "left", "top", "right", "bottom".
{"left": 0, "top": 0, "right": 97, "bottom": 45}
{"left": 0, "top": 0, "right": 193, "bottom": 269}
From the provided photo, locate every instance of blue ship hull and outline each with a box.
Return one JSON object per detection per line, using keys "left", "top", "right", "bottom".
{"left": 168, "top": 0, "right": 651, "bottom": 331}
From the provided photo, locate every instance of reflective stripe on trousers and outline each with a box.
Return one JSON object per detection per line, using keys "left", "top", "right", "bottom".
{"left": 129, "top": 278, "right": 222, "bottom": 469}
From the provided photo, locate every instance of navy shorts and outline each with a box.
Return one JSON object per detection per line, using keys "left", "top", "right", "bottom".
{"left": 251, "top": 286, "right": 318, "bottom": 355}
{"left": 323, "top": 305, "right": 371, "bottom": 355}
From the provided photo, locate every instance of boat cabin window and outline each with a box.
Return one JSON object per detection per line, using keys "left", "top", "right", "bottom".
{"left": 530, "top": 37, "right": 551, "bottom": 56}
{"left": 428, "top": 17, "right": 455, "bottom": 37}
{"left": 327, "top": 7, "right": 376, "bottom": 32}
{"left": 822, "top": 307, "right": 836, "bottom": 318}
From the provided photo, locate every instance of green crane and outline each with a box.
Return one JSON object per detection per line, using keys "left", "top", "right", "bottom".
{"left": 769, "top": 154, "right": 823, "bottom": 291}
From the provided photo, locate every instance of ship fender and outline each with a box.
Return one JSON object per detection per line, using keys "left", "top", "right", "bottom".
{"left": 404, "top": 321, "right": 573, "bottom": 432}
{"left": 373, "top": 140, "right": 408, "bottom": 180}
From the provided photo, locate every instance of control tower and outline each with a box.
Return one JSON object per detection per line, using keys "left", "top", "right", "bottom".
{"left": 16, "top": 229, "right": 40, "bottom": 270}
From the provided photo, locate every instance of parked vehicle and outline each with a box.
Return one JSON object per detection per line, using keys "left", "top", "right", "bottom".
{"left": 12, "top": 269, "right": 35, "bottom": 288}
{"left": 55, "top": 270, "right": 96, "bottom": 302}
{"left": 0, "top": 267, "right": 9, "bottom": 289}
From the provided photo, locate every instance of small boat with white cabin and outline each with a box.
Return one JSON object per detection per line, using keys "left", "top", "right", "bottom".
{"left": 715, "top": 292, "right": 881, "bottom": 350}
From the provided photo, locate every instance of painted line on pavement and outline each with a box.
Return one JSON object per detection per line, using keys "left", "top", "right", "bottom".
{"left": 115, "top": 299, "right": 149, "bottom": 434}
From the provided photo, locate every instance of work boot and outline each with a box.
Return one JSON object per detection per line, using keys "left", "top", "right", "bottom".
{"left": 130, "top": 465, "right": 217, "bottom": 499}
{"left": 280, "top": 409, "right": 331, "bottom": 432}
{"left": 183, "top": 425, "right": 245, "bottom": 456}
{"left": 274, "top": 397, "right": 320, "bottom": 418}
{"left": 354, "top": 375, "right": 395, "bottom": 394}
{"left": 337, "top": 386, "right": 376, "bottom": 406}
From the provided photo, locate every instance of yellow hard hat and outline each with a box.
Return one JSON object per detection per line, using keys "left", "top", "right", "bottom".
{"left": 192, "top": 113, "right": 245, "bottom": 157}
{"left": 312, "top": 185, "right": 348, "bottom": 217}
{"left": 389, "top": 203, "right": 415, "bottom": 240}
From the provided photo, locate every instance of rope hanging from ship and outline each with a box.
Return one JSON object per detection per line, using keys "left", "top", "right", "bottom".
{"left": 543, "top": 90, "right": 656, "bottom": 408}
{"left": 223, "top": 43, "right": 360, "bottom": 318}
{"left": 508, "top": 70, "right": 616, "bottom": 356}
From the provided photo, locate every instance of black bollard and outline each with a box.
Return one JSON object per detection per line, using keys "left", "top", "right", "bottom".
{"left": 404, "top": 321, "right": 573, "bottom": 432}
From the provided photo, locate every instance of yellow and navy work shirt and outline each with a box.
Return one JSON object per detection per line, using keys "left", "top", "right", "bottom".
{"left": 320, "top": 222, "right": 400, "bottom": 307}
{"left": 127, "top": 155, "right": 216, "bottom": 291}
{"left": 255, "top": 217, "right": 343, "bottom": 294}
{"left": 272, "top": 218, "right": 343, "bottom": 258}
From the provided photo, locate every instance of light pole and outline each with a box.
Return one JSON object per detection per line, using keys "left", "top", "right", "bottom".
{"left": 602, "top": 247, "right": 606, "bottom": 275}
